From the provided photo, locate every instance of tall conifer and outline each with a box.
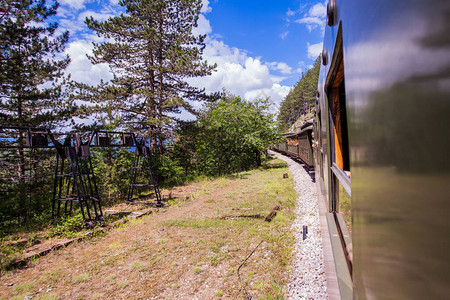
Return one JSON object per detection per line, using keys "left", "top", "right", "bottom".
{"left": 0, "top": 0, "right": 71, "bottom": 223}
{"left": 85, "top": 0, "right": 216, "bottom": 152}
{"left": 0, "top": 0, "right": 72, "bottom": 128}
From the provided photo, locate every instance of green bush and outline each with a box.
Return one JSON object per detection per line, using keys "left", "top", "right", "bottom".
{"left": 50, "top": 214, "right": 85, "bottom": 238}
{"left": 173, "top": 94, "right": 279, "bottom": 177}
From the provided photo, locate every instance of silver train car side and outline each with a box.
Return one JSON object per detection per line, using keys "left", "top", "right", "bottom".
{"left": 315, "top": 0, "right": 450, "bottom": 299}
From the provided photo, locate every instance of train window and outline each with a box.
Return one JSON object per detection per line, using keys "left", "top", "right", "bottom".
{"left": 326, "top": 24, "right": 353, "bottom": 272}
{"left": 317, "top": 111, "right": 324, "bottom": 181}
{"left": 329, "top": 59, "right": 350, "bottom": 174}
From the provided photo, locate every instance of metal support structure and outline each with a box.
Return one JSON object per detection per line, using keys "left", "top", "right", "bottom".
{"left": 51, "top": 135, "right": 103, "bottom": 221}
{"left": 1, "top": 126, "right": 163, "bottom": 221}
{"left": 127, "top": 139, "right": 162, "bottom": 207}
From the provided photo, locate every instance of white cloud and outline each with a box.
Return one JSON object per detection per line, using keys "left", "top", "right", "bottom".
{"left": 268, "top": 62, "right": 293, "bottom": 75}
{"left": 59, "top": 0, "right": 86, "bottom": 10}
{"left": 192, "top": 14, "right": 212, "bottom": 36}
{"left": 307, "top": 42, "right": 323, "bottom": 59}
{"left": 202, "top": 38, "right": 248, "bottom": 66}
{"left": 64, "top": 40, "right": 113, "bottom": 85}
{"left": 200, "top": 0, "right": 212, "bottom": 13}
{"left": 286, "top": 8, "right": 296, "bottom": 17}
{"left": 188, "top": 37, "right": 292, "bottom": 106}
{"left": 244, "top": 83, "right": 291, "bottom": 108}
{"left": 280, "top": 31, "right": 289, "bottom": 39}
{"left": 309, "top": 3, "right": 326, "bottom": 18}
{"left": 78, "top": 10, "right": 116, "bottom": 23}
{"left": 295, "top": 60, "right": 305, "bottom": 74}
{"left": 295, "top": 3, "right": 326, "bottom": 33}
{"left": 56, "top": 9, "right": 117, "bottom": 38}
{"left": 295, "top": 16, "right": 323, "bottom": 32}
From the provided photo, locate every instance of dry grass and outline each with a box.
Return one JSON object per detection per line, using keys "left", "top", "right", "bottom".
{"left": 0, "top": 157, "right": 297, "bottom": 299}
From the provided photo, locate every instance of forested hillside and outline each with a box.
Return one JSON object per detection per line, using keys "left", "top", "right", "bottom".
{"left": 277, "top": 56, "right": 320, "bottom": 132}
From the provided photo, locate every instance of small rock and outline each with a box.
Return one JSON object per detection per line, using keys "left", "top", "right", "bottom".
{"left": 7, "top": 283, "right": 13, "bottom": 286}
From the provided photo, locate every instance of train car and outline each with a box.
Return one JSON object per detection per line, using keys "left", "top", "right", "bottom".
{"left": 274, "top": 120, "right": 314, "bottom": 169}
{"left": 315, "top": 0, "right": 450, "bottom": 299}
{"left": 297, "top": 120, "right": 314, "bottom": 168}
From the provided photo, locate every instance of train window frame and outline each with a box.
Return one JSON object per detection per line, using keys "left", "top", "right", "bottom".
{"left": 325, "top": 23, "right": 351, "bottom": 207}
{"left": 325, "top": 22, "right": 353, "bottom": 273}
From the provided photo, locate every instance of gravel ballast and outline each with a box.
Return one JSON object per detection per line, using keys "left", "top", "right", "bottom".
{"left": 270, "top": 151, "right": 328, "bottom": 299}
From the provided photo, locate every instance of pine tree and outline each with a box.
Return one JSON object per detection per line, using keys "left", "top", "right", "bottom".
{"left": 85, "top": 0, "right": 217, "bottom": 152}
{"left": 0, "top": 0, "right": 72, "bottom": 129}
{"left": 0, "top": 0, "right": 71, "bottom": 224}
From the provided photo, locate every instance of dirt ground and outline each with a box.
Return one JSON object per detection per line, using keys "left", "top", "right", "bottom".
{"left": 0, "top": 159, "right": 297, "bottom": 299}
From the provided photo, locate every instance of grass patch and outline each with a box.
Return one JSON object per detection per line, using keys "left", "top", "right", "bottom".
{"left": 49, "top": 214, "right": 86, "bottom": 238}
{"left": 73, "top": 273, "right": 90, "bottom": 284}
{"left": 162, "top": 218, "right": 222, "bottom": 228}
{"left": 13, "top": 282, "right": 35, "bottom": 293}
{"left": 0, "top": 157, "right": 298, "bottom": 299}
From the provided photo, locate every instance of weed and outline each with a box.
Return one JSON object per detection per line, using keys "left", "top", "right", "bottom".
{"left": 50, "top": 214, "right": 85, "bottom": 238}
{"left": 209, "top": 255, "right": 219, "bottom": 266}
{"left": 162, "top": 218, "right": 221, "bottom": 228}
{"left": 130, "top": 261, "right": 147, "bottom": 272}
{"left": 73, "top": 273, "right": 90, "bottom": 283}
{"left": 215, "top": 289, "right": 223, "bottom": 297}
{"left": 13, "top": 282, "right": 34, "bottom": 293}
{"left": 41, "top": 269, "right": 62, "bottom": 284}
{"left": 107, "top": 274, "right": 115, "bottom": 284}
{"left": 193, "top": 267, "right": 201, "bottom": 274}
{"left": 0, "top": 244, "right": 21, "bottom": 270}
{"left": 107, "top": 242, "right": 122, "bottom": 249}
{"left": 158, "top": 238, "right": 168, "bottom": 245}
{"left": 35, "top": 295, "right": 58, "bottom": 300}
{"left": 265, "top": 280, "right": 285, "bottom": 299}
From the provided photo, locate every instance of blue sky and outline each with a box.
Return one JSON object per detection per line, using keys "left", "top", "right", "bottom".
{"left": 55, "top": 0, "right": 325, "bottom": 113}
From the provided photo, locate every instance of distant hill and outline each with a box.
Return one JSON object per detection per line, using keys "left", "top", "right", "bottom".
{"left": 277, "top": 56, "right": 320, "bottom": 132}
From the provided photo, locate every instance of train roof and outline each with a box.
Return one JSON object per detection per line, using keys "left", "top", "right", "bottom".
{"left": 282, "top": 120, "right": 313, "bottom": 138}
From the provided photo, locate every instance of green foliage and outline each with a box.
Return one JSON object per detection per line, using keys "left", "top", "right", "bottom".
{"left": 152, "top": 153, "right": 190, "bottom": 187}
{"left": 0, "top": 239, "right": 22, "bottom": 271}
{"left": 50, "top": 214, "right": 84, "bottom": 238}
{"left": 277, "top": 56, "right": 320, "bottom": 132}
{"left": 0, "top": 149, "right": 54, "bottom": 235}
{"left": 173, "top": 94, "right": 279, "bottom": 176}
{"left": 169, "top": 120, "right": 201, "bottom": 178}
{"left": 91, "top": 147, "right": 134, "bottom": 205}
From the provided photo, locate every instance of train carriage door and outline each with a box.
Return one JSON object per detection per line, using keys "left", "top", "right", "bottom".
{"left": 326, "top": 24, "right": 352, "bottom": 274}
